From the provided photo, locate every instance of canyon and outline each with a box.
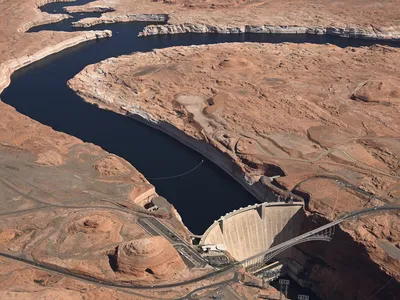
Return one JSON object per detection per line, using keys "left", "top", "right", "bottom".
{"left": 0, "top": 1, "right": 211, "bottom": 299}
{"left": 0, "top": 0, "right": 399, "bottom": 299}
{"left": 63, "top": 0, "right": 400, "bottom": 41}
{"left": 69, "top": 42, "right": 400, "bottom": 299}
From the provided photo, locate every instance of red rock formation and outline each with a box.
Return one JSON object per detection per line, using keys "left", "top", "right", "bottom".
{"left": 114, "top": 236, "right": 186, "bottom": 279}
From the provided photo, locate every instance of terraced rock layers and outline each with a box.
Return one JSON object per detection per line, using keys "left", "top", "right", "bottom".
{"left": 114, "top": 236, "right": 186, "bottom": 279}
{"left": 68, "top": 42, "right": 400, "bottom": 299}
{"left": 0, "top": 30, "right": 112, "bottom": 94}
{"left": 139, "top": 23, "right": 400, "bottom": 41}
{"left": 65, "top": 0, "right": 400, "bottom": 42}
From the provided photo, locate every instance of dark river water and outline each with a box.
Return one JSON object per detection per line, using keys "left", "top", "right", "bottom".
{"left": 3, "top": 1, "right": 400, "bottom": 237}
{"left": 4, "top": 1, "right": 400, "bottom": 299}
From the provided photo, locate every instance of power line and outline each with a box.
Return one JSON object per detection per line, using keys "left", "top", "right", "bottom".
{"left": 147, "top": 160, "right": 204, "bottom": 180}
{"left": 366, "top": 277, "right": 394, "bottom": 300}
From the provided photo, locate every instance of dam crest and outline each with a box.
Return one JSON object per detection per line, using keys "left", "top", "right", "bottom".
{"left": 200, "top": 201, "right": 305, "bottom": 264}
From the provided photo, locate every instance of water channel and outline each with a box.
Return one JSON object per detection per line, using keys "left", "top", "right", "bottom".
{"left": 3, "top": 1, "right": 400, "bottom": 236}
{"left": 4, "top": 1, "right": 400, "bottom": 298}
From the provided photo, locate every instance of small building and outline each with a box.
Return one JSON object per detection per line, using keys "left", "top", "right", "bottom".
{"left": 201, "top": 244, "right": 227, "bottom": 252}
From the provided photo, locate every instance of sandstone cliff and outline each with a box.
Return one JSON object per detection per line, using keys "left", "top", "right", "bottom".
{"left": 68, "top": 42, "right": 400, "bottom": 299}
{"left": 139, "top": 23, "right": 400, "bottom": 41}
{"left": 113, "top": 236, "right": 187, "bottom": 279}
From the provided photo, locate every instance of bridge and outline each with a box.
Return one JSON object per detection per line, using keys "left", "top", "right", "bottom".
{"left": 240, "top": 205, "right": 400, "bottom": 271}
{"left": 0, "top": 205, "right": 397, "bottom": 291}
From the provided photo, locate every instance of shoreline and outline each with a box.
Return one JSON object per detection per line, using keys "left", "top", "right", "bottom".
{"left": 19, "top": 0, "right": 81, "bottom": 32}
{"left": 18, "top": 13, "right": 72, "bottom": 32}
{"left": 138, "top": 23, "right": 400, "bottom": 42}
{"left": 123, "top": 108, "right": 279, "bottom": 205}
{"left": 64, "top": 6, "right": 115, "bottom": 13}
{"left": 72, "top": 14, "right": 168, "bottom": 28}
{"left": 65, "top": 12, "right": 400, "bottom": 42}
{"left": 36, "top": 0, "right": 76, "bottom": 8}
{"left": 0, "top": 30, "right": 112, "bottom": 95}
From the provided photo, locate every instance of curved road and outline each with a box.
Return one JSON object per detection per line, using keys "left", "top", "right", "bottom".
{"left": 1, "top": 205, "right": 398, "bottom": 293}
{"left": 1, "top": 0, "right": 399, "bottom": 297}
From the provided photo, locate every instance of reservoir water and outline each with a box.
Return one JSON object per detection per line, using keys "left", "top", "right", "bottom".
{"left": 3, "top": 1, "right": 400, "bottom": 236}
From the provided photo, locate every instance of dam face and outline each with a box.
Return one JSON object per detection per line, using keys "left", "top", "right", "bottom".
{"left": 200, "top": 202, "right": 305, "bottom": 262}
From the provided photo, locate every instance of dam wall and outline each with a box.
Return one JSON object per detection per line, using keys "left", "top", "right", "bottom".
{"left": 200, "top": 202, "right": 304, "bottom": 262}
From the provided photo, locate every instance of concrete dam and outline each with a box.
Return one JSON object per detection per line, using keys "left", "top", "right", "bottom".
{"left": 200, "top": 202, "right": 305, "bottom": 264}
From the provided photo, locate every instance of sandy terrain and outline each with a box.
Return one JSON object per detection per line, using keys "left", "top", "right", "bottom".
{"left": 0, "top": 1, "right": 263, "bottom": 298}
{"left": 66, "top": 0, "right": 400, "bottom": 39}
{"left": 1, "top": 0, "right": 399, "bottom": 298}
{"left": 0, "top": 0, "right": 219, "bottom": 298}
{"left": 68, "top": 0, "right": 400, "bottom": 27}
{"left": 69, "top": 42, "right": 400, "bottom": 298}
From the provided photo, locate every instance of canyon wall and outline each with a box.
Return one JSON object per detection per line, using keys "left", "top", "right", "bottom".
{"left": 72, "top": 14, "right": 168, "bottom": 28}
{"left": 139, "top": 23, "right": 400, "bottom": 41}
{"left": 0, "top": 30, "right": 112, "bottom": 95}
{"left": 294, "top": 213, "right": 400, "bottom": 300}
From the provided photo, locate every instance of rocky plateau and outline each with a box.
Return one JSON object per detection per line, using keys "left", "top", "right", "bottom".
{"left": 63, "top": 0, "right": 400, "bottom": 41}
{"left": 0, "top": 0, "right": 214, "bottom": 299}
{"left": 0, "top": 0, "right": 400, "bottom": 299}
{"left": 69, "top": 42, "right": 400, "bottom": 299}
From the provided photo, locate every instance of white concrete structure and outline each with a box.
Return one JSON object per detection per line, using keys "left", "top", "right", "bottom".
{"left": 201, "top": 244, "right": 227, "bottom": 252}
{"left": 200, "top": 202, "right": 304, "bottom": 262}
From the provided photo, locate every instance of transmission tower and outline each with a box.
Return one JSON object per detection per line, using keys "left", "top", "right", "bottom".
{"left": 279, "top": 279, "right": 290, "bottom": 299}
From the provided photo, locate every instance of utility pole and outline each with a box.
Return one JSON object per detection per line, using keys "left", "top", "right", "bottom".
{"left": 279, "top": 279, "right": 290, "bottom": 299}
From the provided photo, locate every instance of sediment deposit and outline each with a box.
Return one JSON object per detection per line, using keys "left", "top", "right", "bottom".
{"left": 69, "top": 42, "right": 400, "bottom": 299}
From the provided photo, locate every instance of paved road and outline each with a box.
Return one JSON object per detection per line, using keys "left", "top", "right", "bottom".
{"left": 0, "top": 252, "right": 234, "bottom": 290}
{"left": 177, "top": 272, "right": 240, "bottom": 300}
{"left": 377, "top": 239, "right": 400, "bottom": 260}
{"left": 138, "top": 217, "right": 207, "bottom": 268}
{"left": 290, "top": 174, "right": 393, "bottom": 206}
{"left": 0, "top": 205, "right": 397, "bottom": 294}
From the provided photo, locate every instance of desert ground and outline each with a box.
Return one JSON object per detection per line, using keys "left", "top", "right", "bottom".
{"left": 64, "top": 0, "right": 400, "bottom": 28}
{"left": 0, "top": 0, "right": 231, "bottom": 299}
{"left": 0, "top": 0, "right": 400, "bottom": 299}
{"left": 65, "top": 0, "right": 400, "bottom": 39}
{"left": 69, "top": 42, "right": 400, "bottom": 298}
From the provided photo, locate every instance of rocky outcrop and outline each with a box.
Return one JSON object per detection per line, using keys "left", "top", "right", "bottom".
{"left": 36, "top": 0, "right": 75, "bottom": 8}
{"left": 64, "top": 6, "right": 115, "bottom": 13}
{"left": 0, "top": 30, "right": 112, "bottom": 95}
{"left": 138, "top": 24, "right": 318, "bottom": 36}
{"left": 350, "top": 80, "right": 400, "bottom": 104}
{"left": 112, "top": 236, "right": 186, "bottom": 279}
{"left": 139, "top": 23, "right": 400, "bottom": 41}
{"left": 295, "top": 212, "right": 400, "bottom": 300}
{"left": 18, "top": 13, "right": 72, "bottom": 32}
{"left": 72, "top": 14, "right": 168, "bottom": 28}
